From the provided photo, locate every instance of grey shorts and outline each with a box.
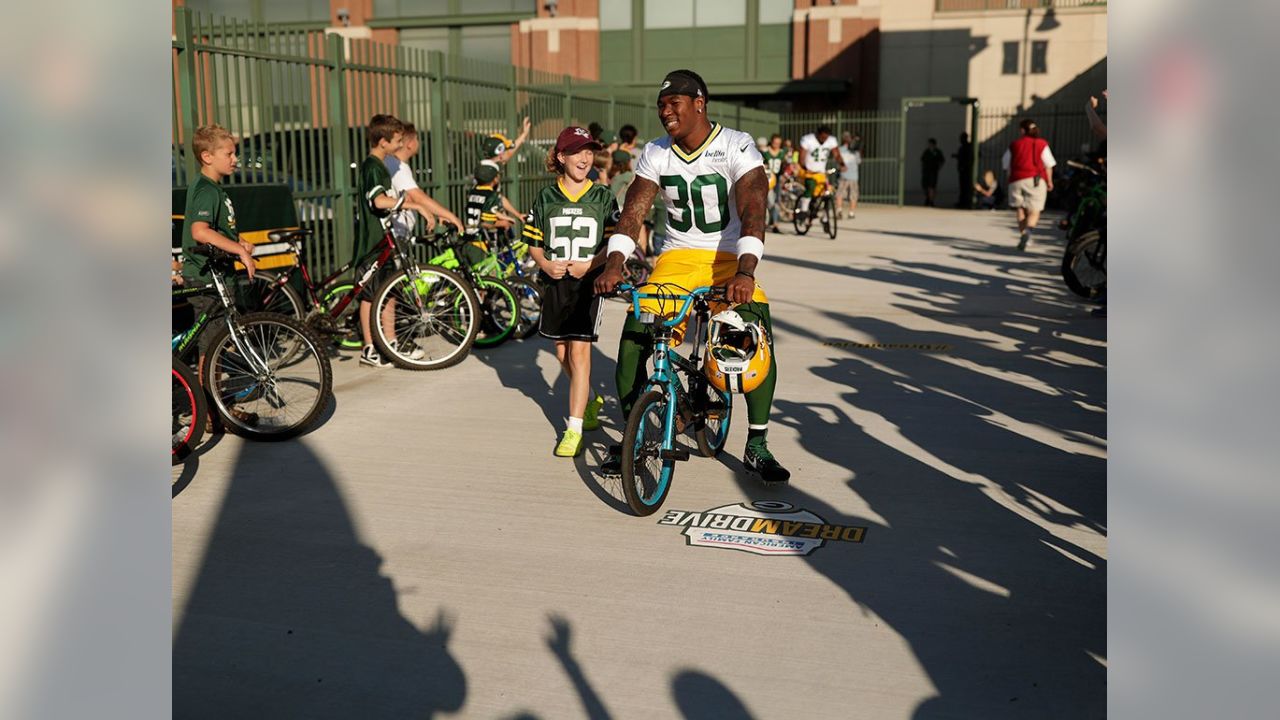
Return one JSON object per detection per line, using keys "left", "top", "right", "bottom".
{"left": 1008, "top": 177, "right": 1048, "bottom": 211}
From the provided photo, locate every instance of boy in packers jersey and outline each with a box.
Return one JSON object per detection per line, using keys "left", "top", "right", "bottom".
{"left": 458, "top": 162, "right": 518, "bottom": 267}
{"left": 524, "top": 126, "right": 618, "bottom": 457}
{"left": 595, "top": 69, "right": 790, "bottom": 484}
{"left": 796, "top": 125, "right": 845, "bottom": 220}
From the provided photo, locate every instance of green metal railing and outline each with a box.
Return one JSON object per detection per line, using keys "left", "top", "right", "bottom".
{"left": 172, "top": 8, "right": 780, "bottom": 275}
{"left": 936, "top": 0, "right": 1107, "bottom": 11}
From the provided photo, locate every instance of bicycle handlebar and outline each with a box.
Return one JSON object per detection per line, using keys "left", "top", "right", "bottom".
{"left": 611, "top": 284, "right": 729, "bottom": 326}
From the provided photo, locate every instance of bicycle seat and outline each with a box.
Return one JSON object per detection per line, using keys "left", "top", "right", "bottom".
{"left": 267, "top": 228, "right": 311, "bottom": 243}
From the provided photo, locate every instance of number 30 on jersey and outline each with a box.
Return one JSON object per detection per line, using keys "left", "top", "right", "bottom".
{"left": 661, "top": 173, "right": 728, "bottom": 233}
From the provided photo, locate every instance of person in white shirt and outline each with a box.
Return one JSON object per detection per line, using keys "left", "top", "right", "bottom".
{"left": 796, "top": 125, "right": 844, "bottom": 218}
{"left": 595, "top": 69, "right": 790, "bottom": 485}
{"left": 383, "top": 122, "right": 462, "bottom": 239}
{"left": 837, "top": 131, "right": 861, "bottom": 220}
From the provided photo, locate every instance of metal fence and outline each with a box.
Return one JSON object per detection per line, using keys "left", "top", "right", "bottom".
{"left": 779, "top": 111, "right": 905, "bottom": 205}
{"left": 936, "top": 0, "right": 1107, "bottom": 11}
{"left": 976, "top": 104, "right": 1104, "bottom": 181}
{"left": 172, "top": 7, "right": 780, "bottom": 275}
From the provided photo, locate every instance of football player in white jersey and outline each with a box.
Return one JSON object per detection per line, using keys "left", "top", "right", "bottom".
{"left": 796, "top": 125, "right": 845, "bottom": 219}
{"left": 595, "top": 69, "right": 790, "bottom": 484}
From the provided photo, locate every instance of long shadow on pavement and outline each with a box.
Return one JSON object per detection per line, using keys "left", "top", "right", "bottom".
{"left": 173, "top": 438, "right": 467, "bottom": 718}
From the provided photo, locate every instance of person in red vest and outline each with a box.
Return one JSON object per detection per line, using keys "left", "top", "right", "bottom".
{"left": 1002, "top": 118, "right": 1057, "bottom": 250}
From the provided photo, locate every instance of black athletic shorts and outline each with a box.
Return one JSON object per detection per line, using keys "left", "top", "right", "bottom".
{"left": 538, "top": 267, "right": 603, "bottom": 341}
{"left": 357, "top": 261, "right": 398, "bottom": 302}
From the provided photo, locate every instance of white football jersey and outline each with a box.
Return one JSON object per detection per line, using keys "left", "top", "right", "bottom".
{"left": 633, "top": 123, "right": 764, "bottom": 254}
{"left": 799, "top": 132, "right": 839, "bottom": 173}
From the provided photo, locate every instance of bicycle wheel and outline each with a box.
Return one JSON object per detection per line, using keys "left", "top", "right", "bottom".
{"left": 319, "top": 281, "right": 362, "bottom": 349}
{"left": 239, "top": 270, "right": 304, "bottom": 321}
{"left": 1061, "top": 230, "right": 1107, "bottom": 299}
{"left": 824, "top": 196, "right": 838, "bottom": 239}
{"left": 201, "top": 312, "right": 333, "bottom": 441}
{"left": 507, "top": 277, "right": 543, "bottom": 341}
{"left": 172, "top": 357, "right": 207, "bottom": 462}
{"left": 792, "top": 194, "right": 812, "bottom": 235}
{"left": 621, "top": 388, "right": 677, "bottom": 516}
{"left": 472, "top": 275, "right": 519, "bottom": 348}
{"left": 370, "top": 265, "right": 480, "bottom": 370}
{"left": 695, "top": 385, "right": 732, "bottom": 458}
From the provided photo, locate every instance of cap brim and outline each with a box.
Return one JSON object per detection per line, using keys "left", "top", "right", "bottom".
{"left": 557, "top": 139, "right": 603, "bottom": 155}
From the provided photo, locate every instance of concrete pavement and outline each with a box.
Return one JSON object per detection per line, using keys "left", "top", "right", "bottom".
{"left": 172, "top": 206, "right": 1106, "bottom": 719}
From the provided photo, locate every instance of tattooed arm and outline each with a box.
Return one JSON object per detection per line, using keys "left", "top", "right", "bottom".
{"left": 594, "top": 177, "right": 659, "bottom": 294}
{"left": 726, "top": 165, "right": 768, "bottom": 304}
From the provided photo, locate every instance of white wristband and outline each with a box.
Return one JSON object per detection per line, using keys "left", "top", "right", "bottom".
{"left": 737, "top": 236, "right": 765, "bottom": 260}
{"left": 606, "top": 234, "right": 636, "bottom": 259}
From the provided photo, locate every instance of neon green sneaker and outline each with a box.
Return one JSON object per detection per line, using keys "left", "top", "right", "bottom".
{"left": 583, "top": 394, "right": 605, "bottom": 431}
{"left": 554, "top": 429, "right": 584, "bottom": 457}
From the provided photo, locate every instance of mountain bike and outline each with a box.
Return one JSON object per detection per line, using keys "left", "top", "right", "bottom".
{"left": 775, "top": 174, "right": 803, "bottom": 225}
{"left": 793, "top": 171, "right": 838, "bottom": 239}
{"left": 238, "top": 196, "right": 481, "bottom": 369}
{"left": 420, "top": 228, "right": 524, "bottom": 348}
{"left": 172, "top": 356, "right": 206, "bottom": 461}
{"left": 172, "top": 246, "right": 333, "bottom": 440}
{"left": 466, "top": 227, "right": 544, "bottom": 341}
{"left": 608, "top": 283, "right": 733, "bottom": 516}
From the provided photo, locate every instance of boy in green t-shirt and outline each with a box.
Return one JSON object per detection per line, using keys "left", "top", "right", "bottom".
{"left": 762, "top": 134, "right": 788, "bottom": 234}
{"left": 459, "top": 162, "right": 516, "bottom": 266}
{"left": 355, "top": 114, "right": 413, "bottom": 368}
{"left": 180, "top": 125, "right": 258, "bottom": 376}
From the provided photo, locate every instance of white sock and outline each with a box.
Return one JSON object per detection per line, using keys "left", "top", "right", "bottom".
{"left": 799, "top": 197, "right": 811, "bottom": 212}
{"left": 567, "top": 417, "right": 583, "bottom": 433}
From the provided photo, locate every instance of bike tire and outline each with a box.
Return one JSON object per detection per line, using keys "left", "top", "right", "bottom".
{"left": 1061, "top": 230, "right": 1107, "bottom": 299}
{"left": 824, "top": 197, "right": 838, "bottom": 239}
{"left": 370, "top": 265, "right": 480, "bottom": 370}
{"left": 318, "top": 281, "right": 362, "bottom": 349}
{"left": 472, "top": 275, "right": 519, "bottom": 348}
{"left": 695, "top": 386, "right": 733, "bottom": 458}
{"left": 201, "top": 312, "right": 333, "bottom": 441}
{"left": 792, "top": 194, "right": 812, "bottom": 235}
{"left": 621, "top": 388, "right": 677, "bottom": 516}
{"left": 240, "top": 270, "right": 305, "bottom": 321}
{"left": 506, "top": 277, "right": 543, "bottom": 341}
{"left": 172, "top": 357, "right": 207, "bottom": 462}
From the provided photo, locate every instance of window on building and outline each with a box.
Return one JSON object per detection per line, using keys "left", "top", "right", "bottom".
{"left": 1002, "top": 41, "right": 1019, "bottom": 75}
{"left": 184, "top": 0, "right": 253, "bottom": 19}
{"left": 462, "top": 0, "right": 536, "bottom": 12}
{"left": 400, "top": 27, "right": 450, "bottom": 54}
{"left": 1031, "top": 40, "right": 1048, "bottom": 74}
{"left": 694, "top": 0, "right": 745, "bottom": 27}
{"left": 645, "top": 0, "right": 694, "bottom": 29}
{"left": 374, "top": 0, "right": 455, "bottom": 15}
{"left": 758, "top": 0, "right": 791, "bottom": 26}
{"left": 261, "top": 0, "right": 330, "bottom": 23}
{"left": 460, "top": 24, "right": 512, "bottom": 66}
{"left": 600, "top": 0, "right": 632, "bottom": 31}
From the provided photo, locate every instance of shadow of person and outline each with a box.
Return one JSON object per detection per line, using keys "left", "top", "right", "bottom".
{"left": 172, "top": 439, "right": 467, "bottom": 718}
{"left": 744, "top": 395, "right": 1105, "bottom": 718}
{"left": 671, "top": 669, "right": 756, "bottom": 720}
{"left": 545, "top": 614, "right": 613, "bottom": 720}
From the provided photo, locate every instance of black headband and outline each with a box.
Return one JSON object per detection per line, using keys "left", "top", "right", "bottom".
{"left": 658, "top": 71, "right": 706, "bottom": 101}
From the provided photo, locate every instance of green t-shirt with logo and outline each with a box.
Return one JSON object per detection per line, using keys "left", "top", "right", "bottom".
{"left": 356, "top": 154, "right": 394, "bottom": 265}
{"left": 763, "top": 149, "right": 787, "bottom": 179}
{"left": 181, "top": 173, "right": 238, "bottom": 281}
{"left": 522, "top": 181, "right": 619, "bottom": 263}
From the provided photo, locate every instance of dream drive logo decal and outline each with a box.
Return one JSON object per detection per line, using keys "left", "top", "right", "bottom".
{"left": 657, "top": 501, "right": 866, "bottom": 556}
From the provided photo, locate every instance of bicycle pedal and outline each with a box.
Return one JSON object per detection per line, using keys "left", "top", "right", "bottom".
{"left": 660, "top": 448, "right": 690, "bottom": 462}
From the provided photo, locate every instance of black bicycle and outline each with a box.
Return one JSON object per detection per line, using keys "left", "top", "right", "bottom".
{"left": 793, "top": 171, "right": 838, "bottom": 239}
{"left": 1060, "top": 160, "right": 1107, "bottom": 299}
{"left": 172, "top": 246, "right": 333, "bottom": 440}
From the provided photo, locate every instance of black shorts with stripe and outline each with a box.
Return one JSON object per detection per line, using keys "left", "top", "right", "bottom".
{"left": 538, "top": 267, "right": 604, "bottom": 341}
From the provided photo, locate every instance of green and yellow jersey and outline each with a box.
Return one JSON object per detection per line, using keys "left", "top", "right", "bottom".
{"left": 522, "top": 180, "right": 619, "bottom": 263}
{"left": 463, "top": 183, "right": 503, "bottom": 239}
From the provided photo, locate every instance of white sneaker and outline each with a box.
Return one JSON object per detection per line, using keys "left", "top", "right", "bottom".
{"left": 360, "top": 344, "right": 392, "bottom": 368}
{"left": 389, "top": 339, "right": 426, "bottom": 361}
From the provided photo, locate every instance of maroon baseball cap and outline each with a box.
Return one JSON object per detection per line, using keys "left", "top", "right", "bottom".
{"left": 555, "top": 126, "right": 603, "bottom": 154}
